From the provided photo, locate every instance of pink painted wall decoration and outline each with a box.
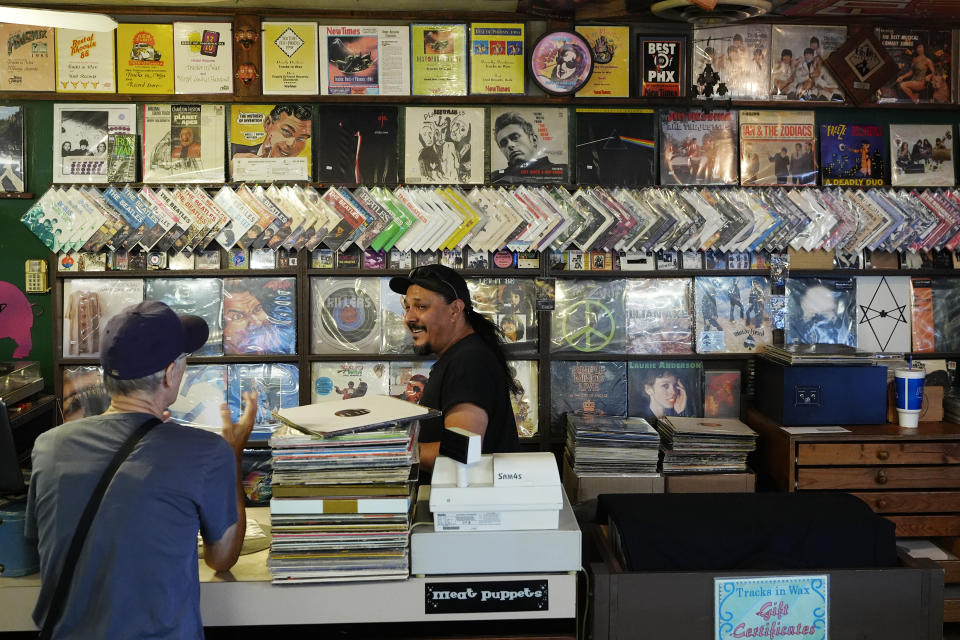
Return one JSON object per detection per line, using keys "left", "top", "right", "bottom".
{"left": 0, "top": 281, "right": 34, "bottom": 358}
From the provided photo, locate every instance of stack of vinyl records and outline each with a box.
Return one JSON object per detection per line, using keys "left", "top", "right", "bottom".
{"left": 564, "top": 414, "right": 660, "bottom": 475}
{"left": 655, "top": 416, "right": 758, "bottom": 474}
{"left": 266, "top": 396, "right": 434, "bottom": 583}
{"left": 761, "top": 344, "right": 877, "bottom": 366}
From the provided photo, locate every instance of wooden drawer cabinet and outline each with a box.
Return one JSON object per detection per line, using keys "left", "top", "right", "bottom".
{"left": 746, "top": 409, "right": 960, "bottom": 621}
{"left": 747, "top": 409, "right": 960, "bottom": 537}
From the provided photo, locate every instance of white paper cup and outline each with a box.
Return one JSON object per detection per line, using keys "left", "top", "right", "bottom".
{"left": 894, "top": 369, "right": 925, "bottom": 428}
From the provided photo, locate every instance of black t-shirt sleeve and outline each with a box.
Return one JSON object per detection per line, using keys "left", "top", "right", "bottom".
{"left": 417, "top": 340, "right": 503, "bottom": 444}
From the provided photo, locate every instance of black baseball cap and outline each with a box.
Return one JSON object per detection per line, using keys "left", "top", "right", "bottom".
{"left": 389, "top": 265, "right": 472, "bottom": 309}
{"left": 100, "top": 300, "right": 209, "bottom": 380}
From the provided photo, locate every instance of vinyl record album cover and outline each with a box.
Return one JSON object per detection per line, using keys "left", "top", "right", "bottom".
{"left": 704, "top": 370, "right": 741, "bottom": 419}
{"left": 819, "top": 123, "right": 885, "bottom": 186}
{"left": 876, "top": 28, "right": 953, "bottom": 104}
{"left": 625, "top": 278, "right": 694, "bottom": 354}
{"left": 227, "top": 363, "right": 299, "bottom": 425}
{"left": 169, "top": 364, "right": 227, "bottom": 427}
{"left": 62, "top": 278, "right": 144, "bottom": 357}
{"left": 144, "top": 278, "right": 224, "bottom": 356}
{"left": 172, "top": 22, "right": 233, "bottom": 94}
{"left": 508, "top": 360, "right": 539, "bottom": 438}
{"left": 467, "top": 278, "right": 538, "bottom": 352}
{"left": 403, "top": 106, "right": 484, "bottom": 184}
{"left": 770, "top": 25, "right": 846, "bottom": 101}
{"left": 932, "top": 279, "right": 960, "bottom": 353}
{"left": 411, "top": 24, "right": 468, "bottom": 96}
{"left": 380, "top": 278, "right": 415, "bottom": 354}
{"left": 0, "top": 24, "right": 54, "bottom": 91}
{"left": 142, "top": 104, "right": 226, "bottom": 183}
{"left": 0, "top": 106, "right": 24, "bottom": 192}
{"left": 55, "top": 28, "right": 116, "bottom": 93}
{"left": 694, "top": 276, "right": 772, "bottom": 353}
{"left": 890, "top": 123, "right": 955, "bottom": 187}
{"left": 61, "top": 366, "right": 109, "bottom": 422}
{"left": 311, "top": 277, "right": 381, "bottom": 354}
{"left": 785, "top": 276, "right": 857, "bottom": 347}
{"left": 53, "top": 104, "right": 136, "bottom": 184}
{"left": 312, "top": 361, "right": 390, "bottom": 403}
{"left": 628, "top": 360, "right": 703, "bottom": 424}
{"left": 550, "top": 360, "right": 627, "bottom": 434}
{"left": 469, "top": 23, "right": 525, "bottom": 95}
{"left": 490, "top": 106, "right": 568, "bottom": 185}
{"left": 389, "top": 361, "right": 433, "bottom": 404}
{"left": 637, "top": 35, "right": 686, "bottom": 97}
{"left": 223, "top": 277, "right": 296, "bottom": 355}
{"left": 739, "top": 110, "right": 817, "bottom": 186}
{"left": 911, "top": 277, "right": 934, "bottom": 353}
{"left": 660, "top": 110, "right": 737, "bottom": 185}
{"left": 315, "top": 106, "right": 398, "bottom": 185}
{"left": 262, "top": 22, "right": 319, "bottom": 95}
{"left": 230, "top": 104, "right": 313, "bottom": 182}
{"left": 856, "top": 275, "right": 911, "bottom": 353}
{"left": 551, "top": 279, "right": 625, "bottom": 353}
{"left": 692, "top": 25, "right": 770, "bottom": 100}
{"left": 576, "top": 25, "right": 629, "bottom": 98}
{"left": 319, "top": 25, "right": 410, "bottom": 96}
{"left": 116, "top": 23, "right": 174, "bottom": 94}
{"left": 576, "top": 108, "right": 656, "bottom": 188}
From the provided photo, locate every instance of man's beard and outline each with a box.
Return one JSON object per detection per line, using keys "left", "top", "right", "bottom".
{"left": 413, "top": 342, "right": 433, "bottom": 356}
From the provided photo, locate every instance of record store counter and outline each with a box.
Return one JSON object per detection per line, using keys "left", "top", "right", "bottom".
{"left": 0, "top": 507, "right": 578, "bottom": 632}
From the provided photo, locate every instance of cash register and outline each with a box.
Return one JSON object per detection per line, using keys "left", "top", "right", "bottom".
{"left": 410, "top": 428, "right": 581, "bottom": 575}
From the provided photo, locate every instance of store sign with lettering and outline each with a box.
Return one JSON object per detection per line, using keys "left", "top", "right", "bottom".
{"left": 715, "top": 575, "right": 828, "bottom": 640}
{"left": 425, "top": 580, "right": 548, "bottom": 614}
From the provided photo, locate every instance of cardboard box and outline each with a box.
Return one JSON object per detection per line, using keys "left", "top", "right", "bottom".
{"left": 886, "top": 383, "right": 945, "bottom": 423}
{"left": 787, "top": 248, "right": 835, "bottom": 269}
{"left": 664, "top": 471, "right": 755, "bottom": 493}
{"left": 562, "top": 458, "right": 663, "bottom": 504}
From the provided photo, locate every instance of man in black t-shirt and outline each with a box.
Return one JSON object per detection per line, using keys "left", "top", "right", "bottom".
{"left": 389, "top": 265, "right": 519, "bottom": 472}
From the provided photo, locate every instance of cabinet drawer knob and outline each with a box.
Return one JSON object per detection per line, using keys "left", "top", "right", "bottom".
{"left": 876, "top": 450, "right": 890, "bottom": 461}
{"left": 876, "top": 499, "right": 888, "bottom": 509}
{"left": 876, "top": 469, "right": 888, "bottom": 485}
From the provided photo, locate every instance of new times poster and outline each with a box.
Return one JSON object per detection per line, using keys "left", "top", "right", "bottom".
{"left": 551, "top": 279, "right": 625, "bottom": 354}
{"left": 550, "top": 360, "right": 626, "bottom": 435}
{"left": 694, "top": 276, "right": 772, "bottom": 353}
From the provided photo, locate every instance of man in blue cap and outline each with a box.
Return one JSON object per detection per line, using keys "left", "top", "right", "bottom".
{"left": 27, "top": 300, "right": 258, "bottom": 639}
{"left": 389, "top": 265, "right": 519, "bottom": 473}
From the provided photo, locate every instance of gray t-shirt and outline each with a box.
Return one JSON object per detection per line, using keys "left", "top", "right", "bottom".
{"left": 26, "top": 412, "right": 237, "bottom": 639}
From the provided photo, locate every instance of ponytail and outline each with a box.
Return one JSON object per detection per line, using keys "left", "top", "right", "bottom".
{"left": 465, "top": 308, "right": 522, "bottom": 396}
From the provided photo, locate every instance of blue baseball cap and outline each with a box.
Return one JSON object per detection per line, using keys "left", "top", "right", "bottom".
{"left": 100, "top": 301, "right": 208, "bottom": 380}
